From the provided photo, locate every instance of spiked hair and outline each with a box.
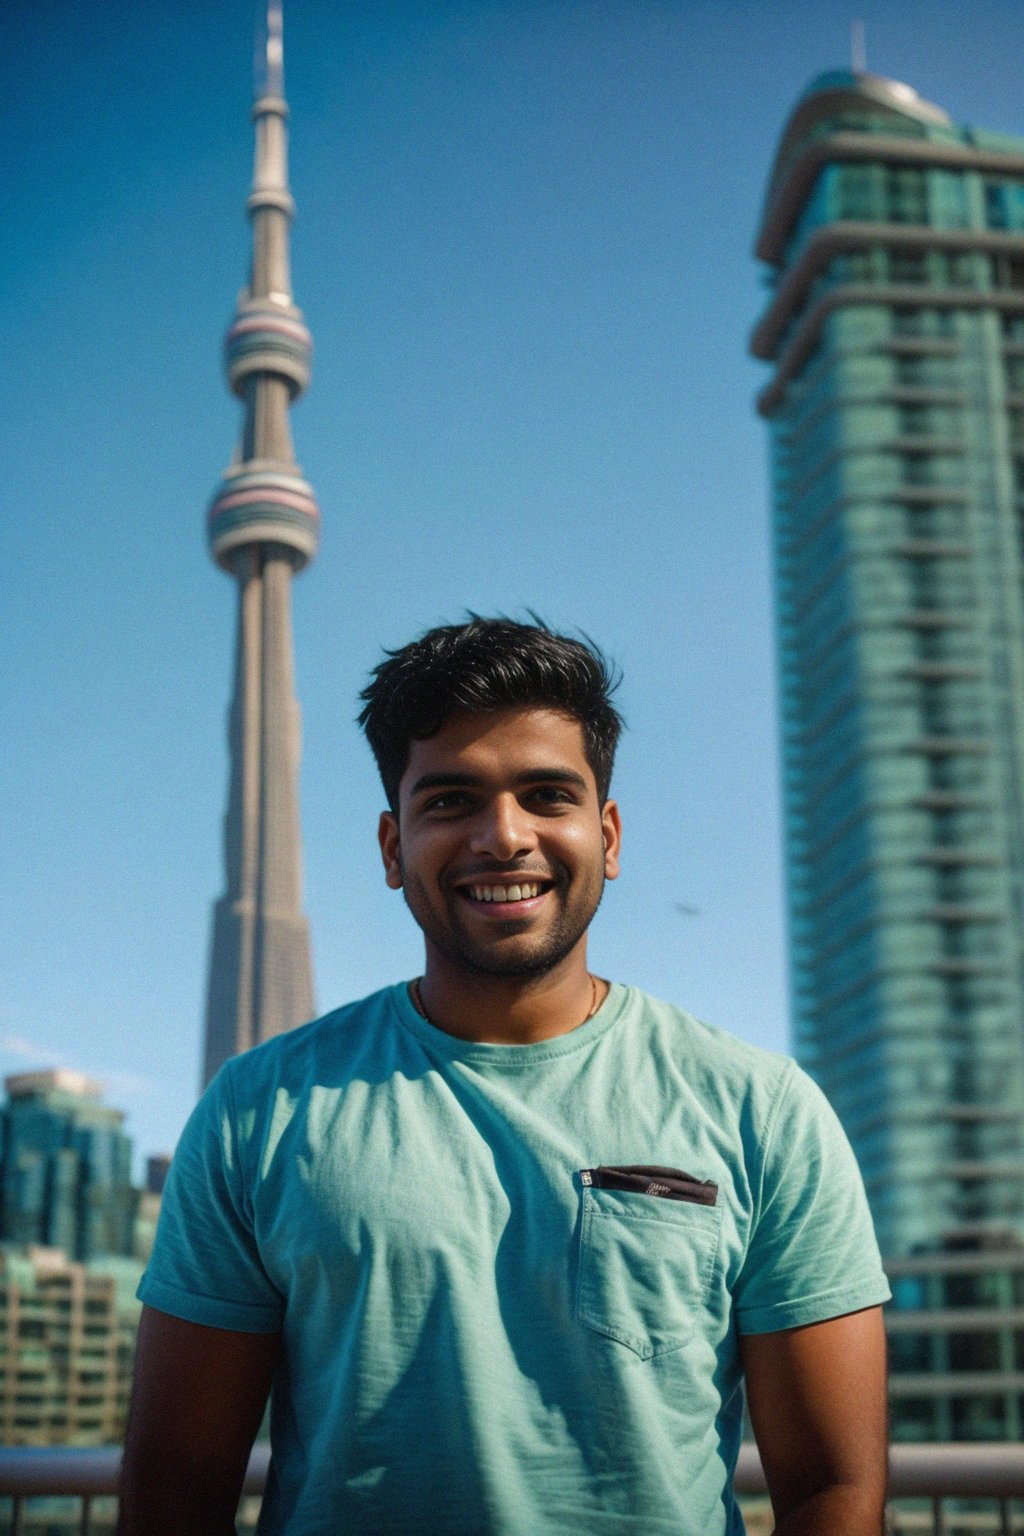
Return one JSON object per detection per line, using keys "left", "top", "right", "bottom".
{"left": 358, "top": 616, "right": 624, "bottom": 810}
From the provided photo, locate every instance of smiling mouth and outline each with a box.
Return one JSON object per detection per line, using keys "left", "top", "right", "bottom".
{"left": 456, "top": 880, "right": 553, "bottom": 905}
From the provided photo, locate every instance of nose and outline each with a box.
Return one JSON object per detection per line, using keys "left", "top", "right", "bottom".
{"left": 468, "top": 793, "right": 538, "bottom": 862}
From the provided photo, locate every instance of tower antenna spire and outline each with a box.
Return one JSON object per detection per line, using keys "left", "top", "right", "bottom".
{"left": 260, "top": 0, "right": 284, "bottom": 100}
{"left": 851, "top": 18, "right": 867, "bottom": 74}
{"left": 202, "top": 0, "right": 319, "bottom": 1086}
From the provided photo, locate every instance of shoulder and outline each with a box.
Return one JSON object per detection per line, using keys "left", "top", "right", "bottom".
{"left": 612, "top": 987, "right": 849, "bottom": 1173}
{"left": 214, "top": 983, "right": 407, "bottom": 1110}
{"left": 183, "top": 985, "right": 408, "bottom": 1183}
{"left": 621, "top": 985, "right": 797, "bottom": 1117}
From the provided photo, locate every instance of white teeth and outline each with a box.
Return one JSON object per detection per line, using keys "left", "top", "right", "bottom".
{"left": 468, "top": 883, "right": 542, "bottom": 903}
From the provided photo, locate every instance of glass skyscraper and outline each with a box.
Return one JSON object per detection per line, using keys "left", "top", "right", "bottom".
{"left": 753, "top": 71, "right": 1024, "bottom": 1440}
{"left": 0, "top": 1070, "right": 137, "bottom": 1263}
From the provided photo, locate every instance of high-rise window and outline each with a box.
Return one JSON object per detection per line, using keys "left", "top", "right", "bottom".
{"left": 886, "top": 165, "right": 927, "bottom": 223}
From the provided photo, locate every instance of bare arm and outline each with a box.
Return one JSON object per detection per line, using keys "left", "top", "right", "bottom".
{"left": 740, "top": 1305, "right": 888, "bottom": 1536}
{"left": 117, "top": 1305, "right": 280, "bottom": 1536}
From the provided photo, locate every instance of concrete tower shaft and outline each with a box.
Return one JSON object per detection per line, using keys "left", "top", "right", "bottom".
{"left": 202, "top": 3, "right": 316, "bottom": 1088}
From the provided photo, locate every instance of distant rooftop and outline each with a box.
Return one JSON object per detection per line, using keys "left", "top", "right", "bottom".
{"left": 755, "top": 68, "right": 998, "bottom": 264}
{"left": 799, "top": 69, "right": 951, "bottom": 128}
{"left": 767, "top": 70, "right": 954, "bottom": 201}
{"left": 4, "top": 1068, "right": 104, "bottom": 1101}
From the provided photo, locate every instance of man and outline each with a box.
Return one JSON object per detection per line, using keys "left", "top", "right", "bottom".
{"left": 120, "top": 618, "right": 890, "bottom": 1536}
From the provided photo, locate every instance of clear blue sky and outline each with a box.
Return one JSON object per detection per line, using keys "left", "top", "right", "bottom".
{"left": 5, "top": 0, "right": 1024, "bottom": 1170}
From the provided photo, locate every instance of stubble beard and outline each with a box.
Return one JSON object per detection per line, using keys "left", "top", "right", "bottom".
{"left": 399, "top": 863, "right": 606, "bottom": 980}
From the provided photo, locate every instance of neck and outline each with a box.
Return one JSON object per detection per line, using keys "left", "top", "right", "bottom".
{"left": 414, "top": 947, "right": 607, "bottom": 1045}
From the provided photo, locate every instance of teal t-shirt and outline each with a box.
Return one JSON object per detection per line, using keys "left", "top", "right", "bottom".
{"left": 139, "top": 983, "right": 890, "bottom": 1535}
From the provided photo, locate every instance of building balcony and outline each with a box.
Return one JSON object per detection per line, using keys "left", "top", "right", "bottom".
{"left": 925, "top": 904, "right": 1004, "bottom": 923}
{"left": 907, "top": 663, "right": 986, "bottom": 682}
{"left": 756, "top": 126, "right": 1024, "bottom": 266}
{"left": 887, "top": 386, "right": 969, "bottom": 405}
{"left": 910, "top": 736, "right": 992, "bottom": 756}
{"left": 890, "top": 1372, "right": 1024, "bottom": 1397}
{"left": 757, "top": 280, "right": 1024, "bottom": 417}
{"left": 886, "top": 336, "right": 963, "bottom": 357}
{"left": 0, "top": 1445, "right": 1022, "bottom": 1534}
{"left": 901, "top": 612, "right": 972, "bottom": 630}
{"left": 753, "top": 219, "right": 1024, "bottom": 359}
{"left": 918, "top": 845, "right": 1001, "bottom": 865}
{"left": 888, "top": 1306, "right": 1024, "bottom": 1332}
{"left": 897, "top": 538, "right": 974, "bottom": 558}
{"left": 930, "top": 958, "right": 1009, "bottom": 977}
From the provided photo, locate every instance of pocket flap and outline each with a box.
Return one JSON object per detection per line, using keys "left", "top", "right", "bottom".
{"left": 581, "top": 1165, "right": 718, "bottom": 1206}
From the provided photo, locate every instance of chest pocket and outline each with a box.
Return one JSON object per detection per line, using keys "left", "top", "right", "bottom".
{"left": 575, "top": 1185, "right": 723, "bottom": 1359}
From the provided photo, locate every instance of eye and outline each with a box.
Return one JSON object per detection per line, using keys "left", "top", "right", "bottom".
{"left": 422, "top": 791, "right": 473, "bottom": 813}
{"left": 528, "top": 786, "right": 575, "bottom": 806}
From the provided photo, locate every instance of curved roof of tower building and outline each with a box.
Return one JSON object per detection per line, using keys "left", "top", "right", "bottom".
{"left": 767, "top": 68, "right": 953, "bottom": 196}
{"left": 755, "top": 69, "right": 957, "bottom": 262}
{"left": 799, "top": 70, "right": 951, "bottom": 129}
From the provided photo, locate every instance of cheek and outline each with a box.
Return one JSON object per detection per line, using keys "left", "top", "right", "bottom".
{"left": 396, "top": 834, "right": 449, "bottom": 888}
{"left": 554, "top": 824, "right": 607, "bottom": 868}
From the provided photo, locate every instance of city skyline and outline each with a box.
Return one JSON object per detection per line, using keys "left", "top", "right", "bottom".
{"left": 7, "top": 0, "right": 1024, "bottom": 1166}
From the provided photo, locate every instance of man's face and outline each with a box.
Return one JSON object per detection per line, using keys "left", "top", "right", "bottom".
{"left": 378, "top": 708, "right": 621, "bottom": 979}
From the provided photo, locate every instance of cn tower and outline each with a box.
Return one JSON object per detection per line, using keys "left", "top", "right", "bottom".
{"left": 202, "top": 2, "right": 318, "bottom": 1086}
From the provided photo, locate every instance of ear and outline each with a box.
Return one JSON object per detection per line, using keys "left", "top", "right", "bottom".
{"left": 378, "top": 811, "right": 403, "bottom": 889}
{"left": 601, "top": 799, "right": 622, "bottom": 881}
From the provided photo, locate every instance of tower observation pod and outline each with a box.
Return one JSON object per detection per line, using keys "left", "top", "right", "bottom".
{"left": 202, "top": 1, "right": 318, "bottom": 1087}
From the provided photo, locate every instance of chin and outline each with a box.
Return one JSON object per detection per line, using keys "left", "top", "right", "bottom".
{"left": 447, "top": 935, "right": 583, "bottom": 981}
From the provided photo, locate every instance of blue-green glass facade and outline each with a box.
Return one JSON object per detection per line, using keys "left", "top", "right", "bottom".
{"left": 754, "top": 73, "right": 1024, "bottom": 1440}
{"left": 0, "top": 1072, "right": 137, "bottom": 1262}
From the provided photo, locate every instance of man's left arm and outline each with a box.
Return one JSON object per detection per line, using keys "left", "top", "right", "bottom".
{"left": 740, "top": 1305, "right": 888, "bottom": 1536}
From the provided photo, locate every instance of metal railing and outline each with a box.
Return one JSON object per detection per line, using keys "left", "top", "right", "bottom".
{"left": 0, "top": 1444, "right": 1021, "bottom": 1534}
{"left": 738, "top": 1445, "right": 1024, "bottom": 1534}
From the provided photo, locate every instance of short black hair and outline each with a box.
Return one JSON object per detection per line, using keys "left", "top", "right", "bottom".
{"left": 358, "top": 616, "right": 624, "bottom": 810}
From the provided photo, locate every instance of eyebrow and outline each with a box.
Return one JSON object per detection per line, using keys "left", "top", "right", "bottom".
{"left": 408, "top": 767, "right": 589, "bottom": 797}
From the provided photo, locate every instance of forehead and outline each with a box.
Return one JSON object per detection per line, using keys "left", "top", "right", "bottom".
{"left": 400, "top": 709, "right": 594, "bottom": 795}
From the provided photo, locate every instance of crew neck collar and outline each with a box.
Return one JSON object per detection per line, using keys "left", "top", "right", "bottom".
{"left": 389, "top": 978, "right": 630, "bottom": 1065}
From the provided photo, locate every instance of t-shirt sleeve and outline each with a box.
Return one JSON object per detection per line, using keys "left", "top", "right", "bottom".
{"left": 733, "top": 1061, "right": 891, "bottom": 1335}
{"left": 137, "top": 1066, "right": 284, "bottom": 1333}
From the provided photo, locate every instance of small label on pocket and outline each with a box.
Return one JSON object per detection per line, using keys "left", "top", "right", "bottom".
{"left": 581, "top": 1165, "right": 718, "bottom": 1206}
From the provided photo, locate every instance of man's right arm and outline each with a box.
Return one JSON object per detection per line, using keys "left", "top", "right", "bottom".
{"left": 117, "top": 1306, "right": 280, "bottom": 1536}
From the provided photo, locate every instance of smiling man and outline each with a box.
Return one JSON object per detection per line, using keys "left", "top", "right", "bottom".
{"left": 121, "top": 618, "right": 891, "bottom": 1536}
{"left": 379, "top": 703, "right": 621, "bottom": 1043}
